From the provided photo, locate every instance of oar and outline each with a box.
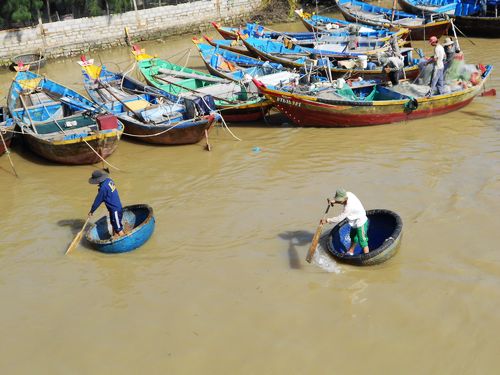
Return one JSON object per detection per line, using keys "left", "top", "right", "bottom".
{"left": 65, "top": 217, "right": 90, "bottom": 255}
{"left": 306, "top": 202, "right": 332, "bottom": 263}
{"left": 204, "top": 129, "right": 211, "bottom": 151}
{"left": 96, "top": 80, "right": 144, "bottom": 120}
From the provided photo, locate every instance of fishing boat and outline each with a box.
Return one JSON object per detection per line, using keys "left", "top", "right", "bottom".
{"left": 132, "top": 45, "right": 273, "bottom": 122}
{"left": 240, "top": 33, "right": 408, "bottom": 61}
{"left": 85, "top": 204, "right": 155, "bottom": 253}
{"left": 8, "top": 70, "right": 123, "bottom": 165}
{"left": 203, "top": 35, "right": 254, "bottom": 57}
{"left": 240, "top": 35, "right": 422, "bottom": 81}
{"left": 9, "top": 52, "right": 46, "bottom": 72}
{"left": 253, "top": 64, "right": 493, "bottom": 127}
{"left": 212, "top": 18, "right": 409, "bottom": 46}
{"left": 323, "top": 209, "right": 403, "bottom": 266}
{"left": 192, "top": 38, "right": 300, "bottom": 84}
{"left": 397, "top": 0, "right": 500, "bottom": 37}
{"left": 79, "top": 57, "right": 218, "bottom": 146}
{"left": 334, "top": 0, "right": 451, "bottom": 40}
{"left": 0, "top": 106, "right": 15, "bottom": 155}
{"left": 295, "top": 8, "right": 381, "bottom": 34}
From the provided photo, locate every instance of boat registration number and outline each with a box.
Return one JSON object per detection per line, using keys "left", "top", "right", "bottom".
{"left": 277, "top": 97, "right": 301, "bottom": 107}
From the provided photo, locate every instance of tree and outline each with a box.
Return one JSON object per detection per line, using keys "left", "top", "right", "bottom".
{"left": 1, "top": 0, "right": 43, "bottom": 26}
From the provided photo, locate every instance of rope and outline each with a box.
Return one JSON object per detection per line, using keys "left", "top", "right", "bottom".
{"left": 82, "top": 138, "right": 121, "bottom": 171}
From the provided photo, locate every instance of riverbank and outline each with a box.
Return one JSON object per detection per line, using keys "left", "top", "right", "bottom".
{"left": 1, "top": 0, "right": 268, "bottom": 68}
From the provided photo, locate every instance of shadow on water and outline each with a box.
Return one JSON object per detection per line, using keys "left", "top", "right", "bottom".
{"left": 57, "top": 218, "right": 94, "bottom": 250}
{"left": 278, "top": 230, "right": 313, "bottom": 270}
{"left": 459, "top": 110, "right": 499, "bottom": 121}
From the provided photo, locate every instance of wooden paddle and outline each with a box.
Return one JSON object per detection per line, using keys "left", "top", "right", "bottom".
{"left": 306, "top": 202, "right": 332, "bottom": 263}
{"left": 65, "top": 217, "right": 90, "bottom": 255}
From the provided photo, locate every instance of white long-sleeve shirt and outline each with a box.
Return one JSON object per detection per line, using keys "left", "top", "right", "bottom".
{"left": 326, "top": 192, "right": 368, "bottom": 228}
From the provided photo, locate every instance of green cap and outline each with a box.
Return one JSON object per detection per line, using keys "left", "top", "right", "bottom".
{"left": 334, "top": 188, "right": 348, "bottom": 203}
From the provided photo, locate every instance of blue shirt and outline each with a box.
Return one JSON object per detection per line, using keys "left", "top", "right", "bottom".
{"left": 90, "top": 178, "right": 123, "bottom": 214}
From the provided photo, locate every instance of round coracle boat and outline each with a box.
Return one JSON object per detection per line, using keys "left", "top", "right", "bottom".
{"left": 325, "top": 209, "right": 403, "bottom": 266}
{"left": 85, "top": 204, "right": 155, "bottom": 253}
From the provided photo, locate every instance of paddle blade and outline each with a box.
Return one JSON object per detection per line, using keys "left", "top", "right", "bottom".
{"left": 306, "top": 222, "right": 325, "bottom": 263}
{"left": 65, "top": 218, "right": 90, "bottom": 255}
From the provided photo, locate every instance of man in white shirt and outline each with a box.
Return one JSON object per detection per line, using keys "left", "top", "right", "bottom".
{"left": 321, "top": 188, "right": 370, "bottom": 256}
{"left": 427, "top": 36, "right": 446, "bottom": 96}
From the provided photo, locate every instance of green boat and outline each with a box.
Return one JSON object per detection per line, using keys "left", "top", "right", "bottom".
{"left": 132, "top": 45, "right": 273, "bottom": 122}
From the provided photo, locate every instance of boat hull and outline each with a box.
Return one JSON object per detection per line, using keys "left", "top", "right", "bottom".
{"left": 23, "top": 130, "right": 122, "bottom": 165}
{"left": 398, "top": 0, "right": 500, "bottom": 37}
{"left": 0, "top": 131, "right": 14, "bottom": 155}
{"left": 85, "top": 204, "right": 155, "bottom": 253}
{"left": 339, "top": 7, "right": 451, "bottom": 40}
{"left": 323, "top": 209, "right": 403, "bottom": 266}
{"left": 120, "top": 115, "right": 215, "bottom": 145}
{"left": 256, "top": 66, "right": 491, "bottom": 127}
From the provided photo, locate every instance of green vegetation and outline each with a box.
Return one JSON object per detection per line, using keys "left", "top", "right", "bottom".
{"left": 0, "top": 0, "right": 182, "bottom": 29}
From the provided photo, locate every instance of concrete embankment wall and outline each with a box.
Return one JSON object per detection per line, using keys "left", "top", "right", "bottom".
{"left": 0, "top": 0, "right": 262, "bottom": 66}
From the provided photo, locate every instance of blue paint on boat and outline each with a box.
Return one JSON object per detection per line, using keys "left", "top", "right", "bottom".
{"left": 85, "top": 204, "right": 155, "bottom": 253}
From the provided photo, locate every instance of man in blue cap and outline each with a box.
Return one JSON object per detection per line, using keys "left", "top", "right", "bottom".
{"left": 88, "top": 169, "right": 124, "bottom": 237}
{"left": 321, "top": 188, "right": 369, "bottom": 256}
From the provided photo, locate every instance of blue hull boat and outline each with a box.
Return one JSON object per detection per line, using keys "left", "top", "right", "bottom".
{"left": 85, "top": 204, "right": 155, "bottom": 253}
{"left": 326, "top": 209, "right": 403, "bottom": 266}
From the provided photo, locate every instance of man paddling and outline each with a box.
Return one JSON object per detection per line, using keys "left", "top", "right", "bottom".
{"left": 88, "top": 169, "right": 125, "bottom": 237}
{"left": 321, "top": 188, "right": 369, "bottom": 256}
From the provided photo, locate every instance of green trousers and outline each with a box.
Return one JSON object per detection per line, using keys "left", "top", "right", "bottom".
{"left": 350, "top": 220, "right": 369, "bottom": 248}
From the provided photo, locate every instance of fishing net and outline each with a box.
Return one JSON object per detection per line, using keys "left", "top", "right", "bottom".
{"left": 336, "top": 84, "right": 358, "bottom": 100}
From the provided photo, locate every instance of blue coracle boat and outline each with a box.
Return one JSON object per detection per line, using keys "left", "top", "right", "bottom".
{"left": 85, "top": 204, "right": 155, "bottom": 253}
{"left": 326, "top": 209, "right": 403, "bottom": 266}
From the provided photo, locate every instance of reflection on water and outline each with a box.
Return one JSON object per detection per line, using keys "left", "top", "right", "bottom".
{"left": 0, "top": 10, "right": 499, "bottom": 374}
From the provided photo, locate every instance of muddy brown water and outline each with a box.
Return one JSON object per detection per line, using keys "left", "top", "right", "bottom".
{"left": 0, "top": 11, "right": 499, "bottom": 374}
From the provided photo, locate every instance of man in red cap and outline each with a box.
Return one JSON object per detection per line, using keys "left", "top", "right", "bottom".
{"left": 426, "top": 36, "right": 445, "bottom": 96}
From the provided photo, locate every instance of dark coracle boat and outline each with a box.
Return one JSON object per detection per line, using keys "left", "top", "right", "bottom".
{"left": 323, "top": 209, "right": 403, "bottom": 266}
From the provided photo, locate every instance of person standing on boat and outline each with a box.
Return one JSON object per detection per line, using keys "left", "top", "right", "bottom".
{"left": 382, "top": 55, "right": 404, "bottom": 86}
{"left": 88, "top": 169, "right": 125, "bottom": 237}
{"left": 443, "top": 37, "right": 458, "bottom": 73}
{"left": 321, "top": 188, "right": 369, "bottom": 256}
{"left": 427, "top": 36, "right": 446, "bottom": 96}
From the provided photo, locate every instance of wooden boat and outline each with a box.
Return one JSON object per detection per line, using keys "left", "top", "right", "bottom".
{"left": 295, "top": 8, "right": 381, "bottom": 33}
{"left": 203, "top": 35, "right": 254, "bottom": 57}
{"left": 240, "top": 35, "right": 422, "bottom": 82}
{"left": 398, "top": 0, "right": 500, "bottom": 37}
{"left": 212, "top": 18, "right": 409, "bottom": 46}
{"left": 85, "top": 204, "right": 155, "bottom": 253}
{"left": 253, "top": 64, "right": 493, "bottom": 127}
{"left": 239, "top": 33, "right": 408, "bottom": 61}
{"left": 193, "top": 38, "right": 298, "bottom": 81}
{"left": 8, "top": 70, "right": 123, "bottom": 165}
{"left": 132, "top": 45, "right": 273, "bottom": 122}
{"left": 335, "top": 0, "right": 451, "bottom": 40}
{"left": 323, "top": 209, "right": 403, "bottom": 266}
{"left": 0, "top": 107, "right": 15, "bottom": 155}
{"left": 79, "top": 57, "right": 218, "bottom": 145}
{"left": 9, "top": 52, "right": 46, "bottom": 72}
